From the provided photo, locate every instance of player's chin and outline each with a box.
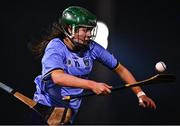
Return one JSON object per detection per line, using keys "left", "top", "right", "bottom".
{"left": 81, "top": 40, "right": 91, "bottom": 45}
{"left": 80, "top": 42, "right": 91, "bottom": 48}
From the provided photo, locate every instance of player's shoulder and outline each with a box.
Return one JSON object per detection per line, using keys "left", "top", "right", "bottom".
{"left": 46, "top": 38, "right": 65, "bottom": 49}
{"left": 89, "top": 40, "right": 105, "bottom": 51}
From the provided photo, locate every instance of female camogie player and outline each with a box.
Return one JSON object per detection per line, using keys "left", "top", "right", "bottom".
{"left": 31, "top": 6, "right": 156, "bottom": 124}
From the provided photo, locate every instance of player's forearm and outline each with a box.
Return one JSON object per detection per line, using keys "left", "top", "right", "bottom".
{"left": 51, "top": 70, "right": 94, "bottom": 90}
{"left": 114, "top": 63, "right": 143, "bottom": 94}
{"left": 121, "top": 69, "right": 142, "bottom": 94}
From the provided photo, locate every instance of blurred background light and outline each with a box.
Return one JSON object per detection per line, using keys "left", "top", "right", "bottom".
{"left": 94, "top": 21, "right": 109, "bottom": 49}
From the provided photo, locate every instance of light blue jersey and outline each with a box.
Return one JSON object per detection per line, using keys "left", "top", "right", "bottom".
{"left": 33, "top": 38, "right": 118, "bottom": 122}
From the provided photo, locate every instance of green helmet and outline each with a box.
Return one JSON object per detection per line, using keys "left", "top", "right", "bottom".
{"left": 60, "top": 6, "right": 97, "bottom": 38}
{"left": 61, "top": 6, "right": 97, "bottom": 27}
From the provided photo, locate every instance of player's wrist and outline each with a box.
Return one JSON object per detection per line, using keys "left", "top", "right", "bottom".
{"left": 136, "top": 91, "right": 146, "bottom": 98}
{"left": 87, "top": 80, "right": 96, "bottom": 90}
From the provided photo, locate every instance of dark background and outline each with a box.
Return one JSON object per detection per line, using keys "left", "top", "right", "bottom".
{"left": 0, "top": 0, "right": 179, "bottom": 124}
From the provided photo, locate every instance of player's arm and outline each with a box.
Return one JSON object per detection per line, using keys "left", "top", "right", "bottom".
{"left": 113, "top": 63, "right": 143, "bottom": 94}
{"left": 113, "top": 63, "right": 156, "bottom": 109}
{"left": 51, "top": 69, "right": 93, "bottom": 89}
{"left": 51, "top": 69, "right": 112, "bottom": 95}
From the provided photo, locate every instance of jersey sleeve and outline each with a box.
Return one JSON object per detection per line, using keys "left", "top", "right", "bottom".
{"left": 91, "top": 42, "right": 119, "bottom": 70}
{"left": 41, "top": 39, "right": 65, "bottom": 80}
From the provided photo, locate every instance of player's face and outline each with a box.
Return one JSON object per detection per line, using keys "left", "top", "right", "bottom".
{"left": 73, "top": 27, "right": 94, "bottom": 46}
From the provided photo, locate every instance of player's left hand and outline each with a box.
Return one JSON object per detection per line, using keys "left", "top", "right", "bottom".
{"left": 138, "top": 95, "right": 156, "bottom": 109}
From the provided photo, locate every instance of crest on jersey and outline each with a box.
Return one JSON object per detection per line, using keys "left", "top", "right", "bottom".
{"left": 83, "top": 57, "right": 89, "bottom": 66}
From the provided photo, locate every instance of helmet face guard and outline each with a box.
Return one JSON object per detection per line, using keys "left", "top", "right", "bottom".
{"left": 60, "top": 6, "right": 97, "bottom": 45}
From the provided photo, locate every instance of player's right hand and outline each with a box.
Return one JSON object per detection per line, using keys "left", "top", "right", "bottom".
{"left": 91, "top": 82, "right": 112, "bottom": 95}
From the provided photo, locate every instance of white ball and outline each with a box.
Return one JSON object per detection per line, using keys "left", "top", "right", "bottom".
{"left": 155, "top": 61, "right": 166, "bottom": 72}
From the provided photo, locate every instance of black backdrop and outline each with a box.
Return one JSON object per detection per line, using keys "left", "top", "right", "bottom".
{"left": 0, "top": 0, "right": 179, "bottom": 124}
